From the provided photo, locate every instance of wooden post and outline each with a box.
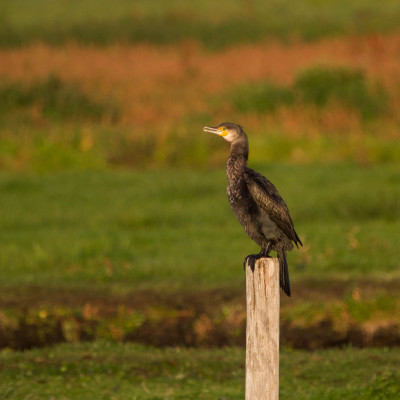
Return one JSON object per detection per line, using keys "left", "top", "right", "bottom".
{"left": 245, "top": 258, "right": 280, "bottom": 400}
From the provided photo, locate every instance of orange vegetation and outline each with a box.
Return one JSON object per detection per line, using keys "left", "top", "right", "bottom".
{"left": 1, "top": 33, "right": 400, "bottom": 135}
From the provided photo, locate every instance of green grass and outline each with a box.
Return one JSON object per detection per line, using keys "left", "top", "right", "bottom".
{"left": 0, "top": 342, "right": 399, "bottom": 399}
{"left": 2, "top": 0, "right": 400, "bottom": 47}
{"left": 0, "top": 165, "right": 398, "bottom": 292}
{"left": 3, "top": 124, "right": 400, "bottom": 172}
{"left": 293, "top": 66, "right": 388, "bottom": 119}
{"left": 232, "top": 82, "right": 294, "bottom": 113}
{"left": 0, "top": 76, "right": 119, "bottom": 123}
{"left": 232, "top": 66, "right": 388, "bottom": 120}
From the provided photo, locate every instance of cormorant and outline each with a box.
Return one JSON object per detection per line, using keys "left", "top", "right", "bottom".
{"left": 203, "top": 122, "right": 302, "bottom": 297}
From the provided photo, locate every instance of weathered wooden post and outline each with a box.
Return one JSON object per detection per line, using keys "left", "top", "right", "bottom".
{"left": 245, "top": 257, "right": 280, "bottom": 400}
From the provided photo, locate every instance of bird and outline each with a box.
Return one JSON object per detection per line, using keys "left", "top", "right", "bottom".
{"left": 203, "top": 122, "right": 302, "bottom": 297}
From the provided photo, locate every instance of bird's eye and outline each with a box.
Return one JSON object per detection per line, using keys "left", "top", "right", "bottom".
{"left": 223, "top": 127, "right": 226, "bottom": 130}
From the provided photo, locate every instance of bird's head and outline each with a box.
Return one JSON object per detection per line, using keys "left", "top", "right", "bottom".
{"left": 203, "top": 122, "right": 246, "bottom": 144}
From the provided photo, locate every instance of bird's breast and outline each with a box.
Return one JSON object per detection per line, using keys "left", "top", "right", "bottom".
{"left": 227, "top": 180, "right": 284, "bottom": 247}
{"left": 227, "top": 181, "right": 260, "bottom": 227}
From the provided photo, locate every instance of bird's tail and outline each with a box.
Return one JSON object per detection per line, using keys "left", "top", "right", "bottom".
{"left": 278, "top": 250, "right": 291, "bottom": 297}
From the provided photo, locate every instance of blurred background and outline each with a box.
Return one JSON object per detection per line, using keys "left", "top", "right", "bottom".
{"left": 0, "top": 1, "right": 399, "bottom": 399}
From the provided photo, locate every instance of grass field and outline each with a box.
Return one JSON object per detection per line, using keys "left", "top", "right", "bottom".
{"left": 0, "top": 166, "right": 398, "bottom": 351}
{"left": 0, "top": 165, "right": 399, "bottom": 290}
{"left": 1, "top": 343, "right": 399, "bottom": 399}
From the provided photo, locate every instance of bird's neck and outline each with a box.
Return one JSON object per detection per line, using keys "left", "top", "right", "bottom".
{"left": 226, "top": 140, "right": 249, "bottom": 182}
{"left": 230, "top": 140, "right": 249, "bottom": 160}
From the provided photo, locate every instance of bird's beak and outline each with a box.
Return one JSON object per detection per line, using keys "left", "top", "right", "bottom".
{"left": 203, "top": 126, "right": 226, "bottom": 136}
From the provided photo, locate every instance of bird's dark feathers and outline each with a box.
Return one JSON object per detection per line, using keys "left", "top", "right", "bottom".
{"left": 204, "top": 121, "right": 302, "bottom": 297}
{"left": 245, "top": 168, "right": 303, "bottom": 248}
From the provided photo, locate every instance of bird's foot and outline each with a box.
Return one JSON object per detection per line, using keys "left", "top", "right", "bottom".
{"left": 243, "top": 252, "right": 271, "bottom": 271}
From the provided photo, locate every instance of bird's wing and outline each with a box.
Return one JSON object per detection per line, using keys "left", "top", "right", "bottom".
{"left": 244, "top": 168, "right": 302, "bottom": 246}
